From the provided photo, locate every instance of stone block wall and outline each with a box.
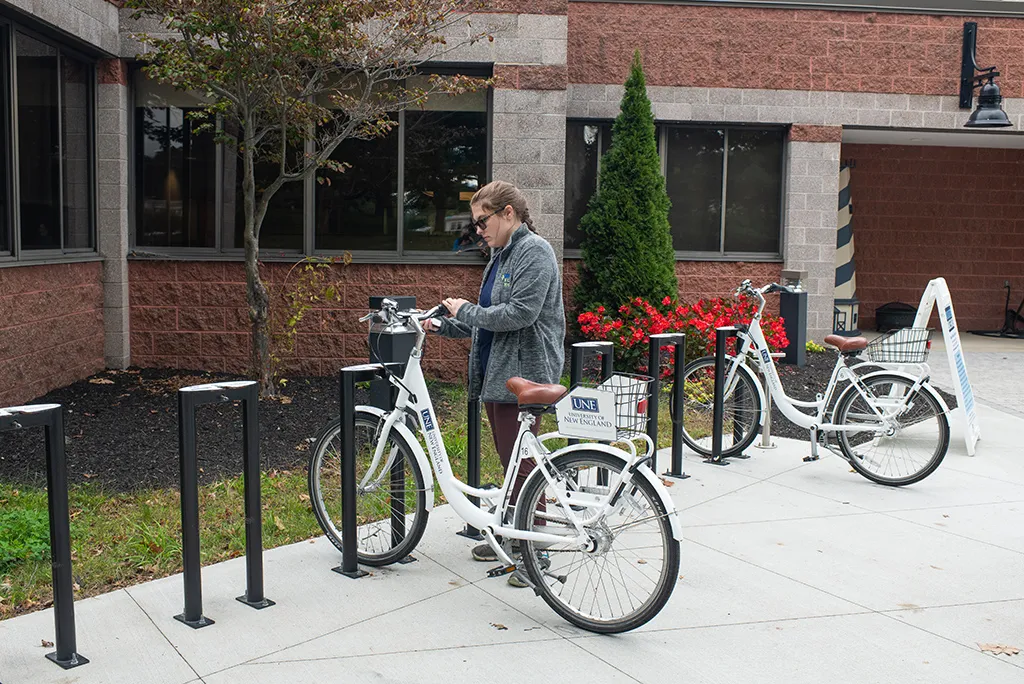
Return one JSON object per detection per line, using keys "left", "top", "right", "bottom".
{"left": 0, "top": 263, "right": 105, "bottom": 406}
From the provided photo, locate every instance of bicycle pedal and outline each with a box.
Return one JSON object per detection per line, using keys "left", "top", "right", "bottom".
{"left": 486, "top": 564, "right": 516, "bottom": 578}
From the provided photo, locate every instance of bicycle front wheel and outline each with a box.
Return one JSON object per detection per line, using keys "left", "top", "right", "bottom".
{"left": 679, "top": 355, "right": 762, "bottom": 458}
{"left": 308, "top": 412, "right": 429, "bottom": 566}
{"left": 833, "top": 374, "right": 949, "bottom": 486}
{"left": 515, "top": 451, "right": 680, "bottom": 633}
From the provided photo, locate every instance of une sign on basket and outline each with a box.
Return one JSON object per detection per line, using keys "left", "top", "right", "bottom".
{"left": 555, "top": 387, "right": 617, "bottom": 441}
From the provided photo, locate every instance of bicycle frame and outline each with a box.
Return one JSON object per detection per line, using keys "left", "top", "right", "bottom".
{"left": 726, "top": 290, "right": 929, "bottom": 435}
{"left": 364, "top": 313, "right": 666, "bottom": 560}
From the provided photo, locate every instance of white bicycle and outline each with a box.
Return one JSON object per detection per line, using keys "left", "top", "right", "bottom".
{"left": 679, "top": 280, "right": 950, "bottom": 486}
{"left": 308, "top": 299, "right": 682, "bottom": 633}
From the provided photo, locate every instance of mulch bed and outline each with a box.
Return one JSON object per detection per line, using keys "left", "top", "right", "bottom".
{"left": 0, "top": 353, "right": 958, "bottom": 493}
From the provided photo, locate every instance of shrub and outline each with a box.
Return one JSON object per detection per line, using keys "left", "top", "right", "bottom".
{"left": 806, "top": 340, "right": 827, "bottom": 354}
{"left": 573, "top": 51, "right": 677, "bottom": 318}
{"left": 0, "top": 509, "right": 50, "bottom": 574}
{"left": 577, "top": 295, "right": 789, "bottom": 377}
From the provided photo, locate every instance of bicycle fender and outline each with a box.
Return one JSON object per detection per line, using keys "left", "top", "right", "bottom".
{"left": 534, "top": 444, "right": 684, "bottom": 541}
{"left": 358, "top": 405, "right": 436, "bottom": 512}
{"left": 837, "top": 370, "right": 951, "bottom": 416}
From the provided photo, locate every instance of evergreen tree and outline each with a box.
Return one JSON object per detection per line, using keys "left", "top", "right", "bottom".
{"left": 574, "top": 51, "right": 677, "bottom": 316}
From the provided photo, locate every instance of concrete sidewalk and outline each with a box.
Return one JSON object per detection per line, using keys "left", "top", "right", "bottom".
{"left": 2, "top": 402, "right": 1023, "bottom": 684}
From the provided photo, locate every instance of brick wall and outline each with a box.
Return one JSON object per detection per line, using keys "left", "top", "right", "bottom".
{"left": 569, "top": 3, "right": 1024, "bottom": 98}
{"left": 562, "top": 260, "right": 783, "bottom": 315}
{"left": 0, "top": 263, "right": 105, "bottom": 406}
{"left": 845, "top": 143, "right": 1024, "bottom": 332}
{"left": 129, "top": 262, "right": 475, "bottom": 381}
{"left": 131, "top": 258, "right": 785, "bottom": 380}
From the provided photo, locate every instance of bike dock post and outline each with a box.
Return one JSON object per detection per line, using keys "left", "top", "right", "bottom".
{"left": 648, "top": 334, "right": 689, "bottom": 479}
{"left": 0, "top": 404, "right": 88, "bottom": 670}
{"left": 456, "top": 395, "right": 484, "bottom": 541}
{"left": 570, "top": 341, "right": 614, "bottom": 485}
{"left": 332, "top": 363, "right": 404, "bottom": 578}
{"left": 175, "top": 381, "right": 274, "bottom": 629}
{"left": 707, "top": 327, "right": 739, "bottom": 466}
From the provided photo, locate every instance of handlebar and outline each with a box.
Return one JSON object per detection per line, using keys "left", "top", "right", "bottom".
{"left": 734, "top": 280, "right": 797, "bottom": 298}
{"left": 360, "top": 298, "right": 449, "bottom": 327}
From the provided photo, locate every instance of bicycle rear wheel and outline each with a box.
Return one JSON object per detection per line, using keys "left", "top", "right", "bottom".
{"left": 308, "top": 412, "right": 429, "bottom": 565}
{"left": 515, "top": 451, "right": 679, "bottom": 633}
{"left": 678, "top": 356, "right": 762, "bottom": 458}
{"left": 833, "top": 374, "right": 948, "bottom": 486}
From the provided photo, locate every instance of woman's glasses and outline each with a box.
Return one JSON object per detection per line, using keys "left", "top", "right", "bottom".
{"left": 471, "top": 208, "right": 503, "bottom": 232}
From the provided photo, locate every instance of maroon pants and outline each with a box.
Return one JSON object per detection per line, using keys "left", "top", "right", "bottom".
{"left": 485, "top": 401, "right": 540, "bottom": 503}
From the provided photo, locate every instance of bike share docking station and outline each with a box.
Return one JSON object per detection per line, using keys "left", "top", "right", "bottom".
{"left": 334, "top": 362, "right": 407, "bottom": 578}
{"left": 707, "top": 326, "right": 747, "bottom": 466}
{"left": 0, "top": 404, "right": 88, "bottom": 670}
{"left": 175, "top": 381, "right": 274, "bottom": 629}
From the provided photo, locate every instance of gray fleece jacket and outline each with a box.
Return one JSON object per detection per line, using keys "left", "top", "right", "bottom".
{"left": 437, "top": 224, "right": 565, "bottom": 403}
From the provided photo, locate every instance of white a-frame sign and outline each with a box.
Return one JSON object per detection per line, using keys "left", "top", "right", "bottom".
{"left": 912, "top": 278, "right": 981, "bottom": 455}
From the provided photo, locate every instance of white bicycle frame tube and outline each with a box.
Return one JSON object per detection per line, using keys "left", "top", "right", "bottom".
{"left": 728, "top": 292, "right": 921, "bottom": 434}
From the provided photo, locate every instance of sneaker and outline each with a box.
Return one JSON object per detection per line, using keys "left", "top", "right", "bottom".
{"left": 507, "top": 570, "right": 530, "bottom": 588}
{"left": 471, "top": 543, "right": 497, "bottom": 562}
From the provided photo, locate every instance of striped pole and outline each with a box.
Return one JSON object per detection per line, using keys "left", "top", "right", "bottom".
{"left": 834, "top": 164, "right": 860, "bottom": 335}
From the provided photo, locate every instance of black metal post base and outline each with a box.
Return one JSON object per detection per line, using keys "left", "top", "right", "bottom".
{"left": 456, "top": 526, "right": 485, "bottom": 541}
{"left": 45, "top": 651, "right": 89, "bottom": 670}
{"left": 662, "top": 469, "right": 691, "bottom": 480}
{"left": 173, "top": 613, "right": 215, "bottom": 630}
{"left": 332, "top": 565, "right": 370, "bottom": 579}
{"left": 726, "top": 452, "right": 751, "bottom": 460}
{"left": 702, "top": 457, "right": 730, "bottom": 467}
{"left": 236, "top": 595, "right": 276, "bottom": 610}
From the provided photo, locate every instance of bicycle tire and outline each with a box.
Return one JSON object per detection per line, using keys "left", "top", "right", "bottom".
{"left": 515, "top": 450, "right": 680, "bottom": 633}
{"left": 678, "top": 355, "right": 762, "bottom": 458}
{"left": 308, "top": 412, "right": 430, "bottom": 566}
{"left": 833, "top": 374, "right": 949, "bottom": 486}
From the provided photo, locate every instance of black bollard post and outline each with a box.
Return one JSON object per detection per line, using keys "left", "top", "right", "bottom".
{"left": 456, "top": 396, "right": 484, "bottom": 541}
{"left": 333, "top": 367, "right": 369, "bottom": 579}
{"left": 708, "top": 327, "right": 739, "bottom": 466}
{"left": 662, "top": 336, "right": 689, "bottom": 479}
{"left": 175, "top": 380, "right": 273, "bottom": 629}
{"left": 237, "top": 383, "right": 275, "bottom": 608}
{"left": 647, "top": 334, "right": 679, "bottom": 465}
{"left": 0, "top": 404, "right": 89, "bottom": 669}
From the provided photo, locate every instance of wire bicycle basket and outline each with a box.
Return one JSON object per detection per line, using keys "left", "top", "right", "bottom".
{"left": 555, "top": 373, "right": 653, "bottom": 440}
{"left": 865, "top": 327, "right": 932, "bottom": 363}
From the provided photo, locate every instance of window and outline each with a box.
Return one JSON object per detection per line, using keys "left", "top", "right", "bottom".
{"left": 563, "top": 122, "right": 611, "bottom": 250}
{"left": 133, "top": 70, "right": 491, "bottom": 258}
{"left": 15, "top": 32, "right": 95, "bottom": 253}
{"left": 135, "top": 75, "right": 217, "bottom": 248}
{"left": 565, "top": 121, "right": 784, "bottom": 258}
{"left": 667, "top": 126, "right": 783, "bottom": 257}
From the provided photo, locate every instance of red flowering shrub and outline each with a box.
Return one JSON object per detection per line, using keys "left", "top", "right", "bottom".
{"left": 577, "top": 295, "right": 789, "bottom": 377}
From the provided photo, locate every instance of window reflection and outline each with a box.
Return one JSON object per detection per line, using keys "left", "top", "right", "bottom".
{"left": 563, "top": 122, "right": 610, "bottom": 250}
{"left": 16, "top": 33, "right": 61, "bottom": 250}
{"left": 665, "top": 128, "right": 725, "bottom": 253}
{"left": 136, "top": 107, "right": 217, "bottom": 247}
{"left": 403, "top": 110, "right": 487, "bottom": 253}
{"left": 315, "top": 130, "right": 399, "bottom": 251}
{"left": 61, "top": 54, "right": 92, "bottom": 249}
{"left": 724, "top": 129, "right": 783, "bottom": 254}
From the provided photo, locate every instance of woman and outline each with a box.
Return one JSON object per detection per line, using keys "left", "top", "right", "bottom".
{"left": 428, "top": 180, "right": 565, "bottom": 584}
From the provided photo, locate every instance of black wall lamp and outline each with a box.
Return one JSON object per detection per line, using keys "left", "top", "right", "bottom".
{"left": 959, "top": 22, "right": 1013, "bottom": 128}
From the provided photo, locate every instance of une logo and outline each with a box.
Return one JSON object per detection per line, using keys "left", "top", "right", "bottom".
{"left": 421, "top": 409, "right": 435, "bottom": 431}
{"left": 571, "top": 396, "right": 599, "bottom": 413}
{"left": 760, "top": 349, "right": 771, "bottom": 364}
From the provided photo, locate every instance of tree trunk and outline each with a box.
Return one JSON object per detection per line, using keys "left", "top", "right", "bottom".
{"left": 242, "top": 132, "right": 276, "bottom": 397}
